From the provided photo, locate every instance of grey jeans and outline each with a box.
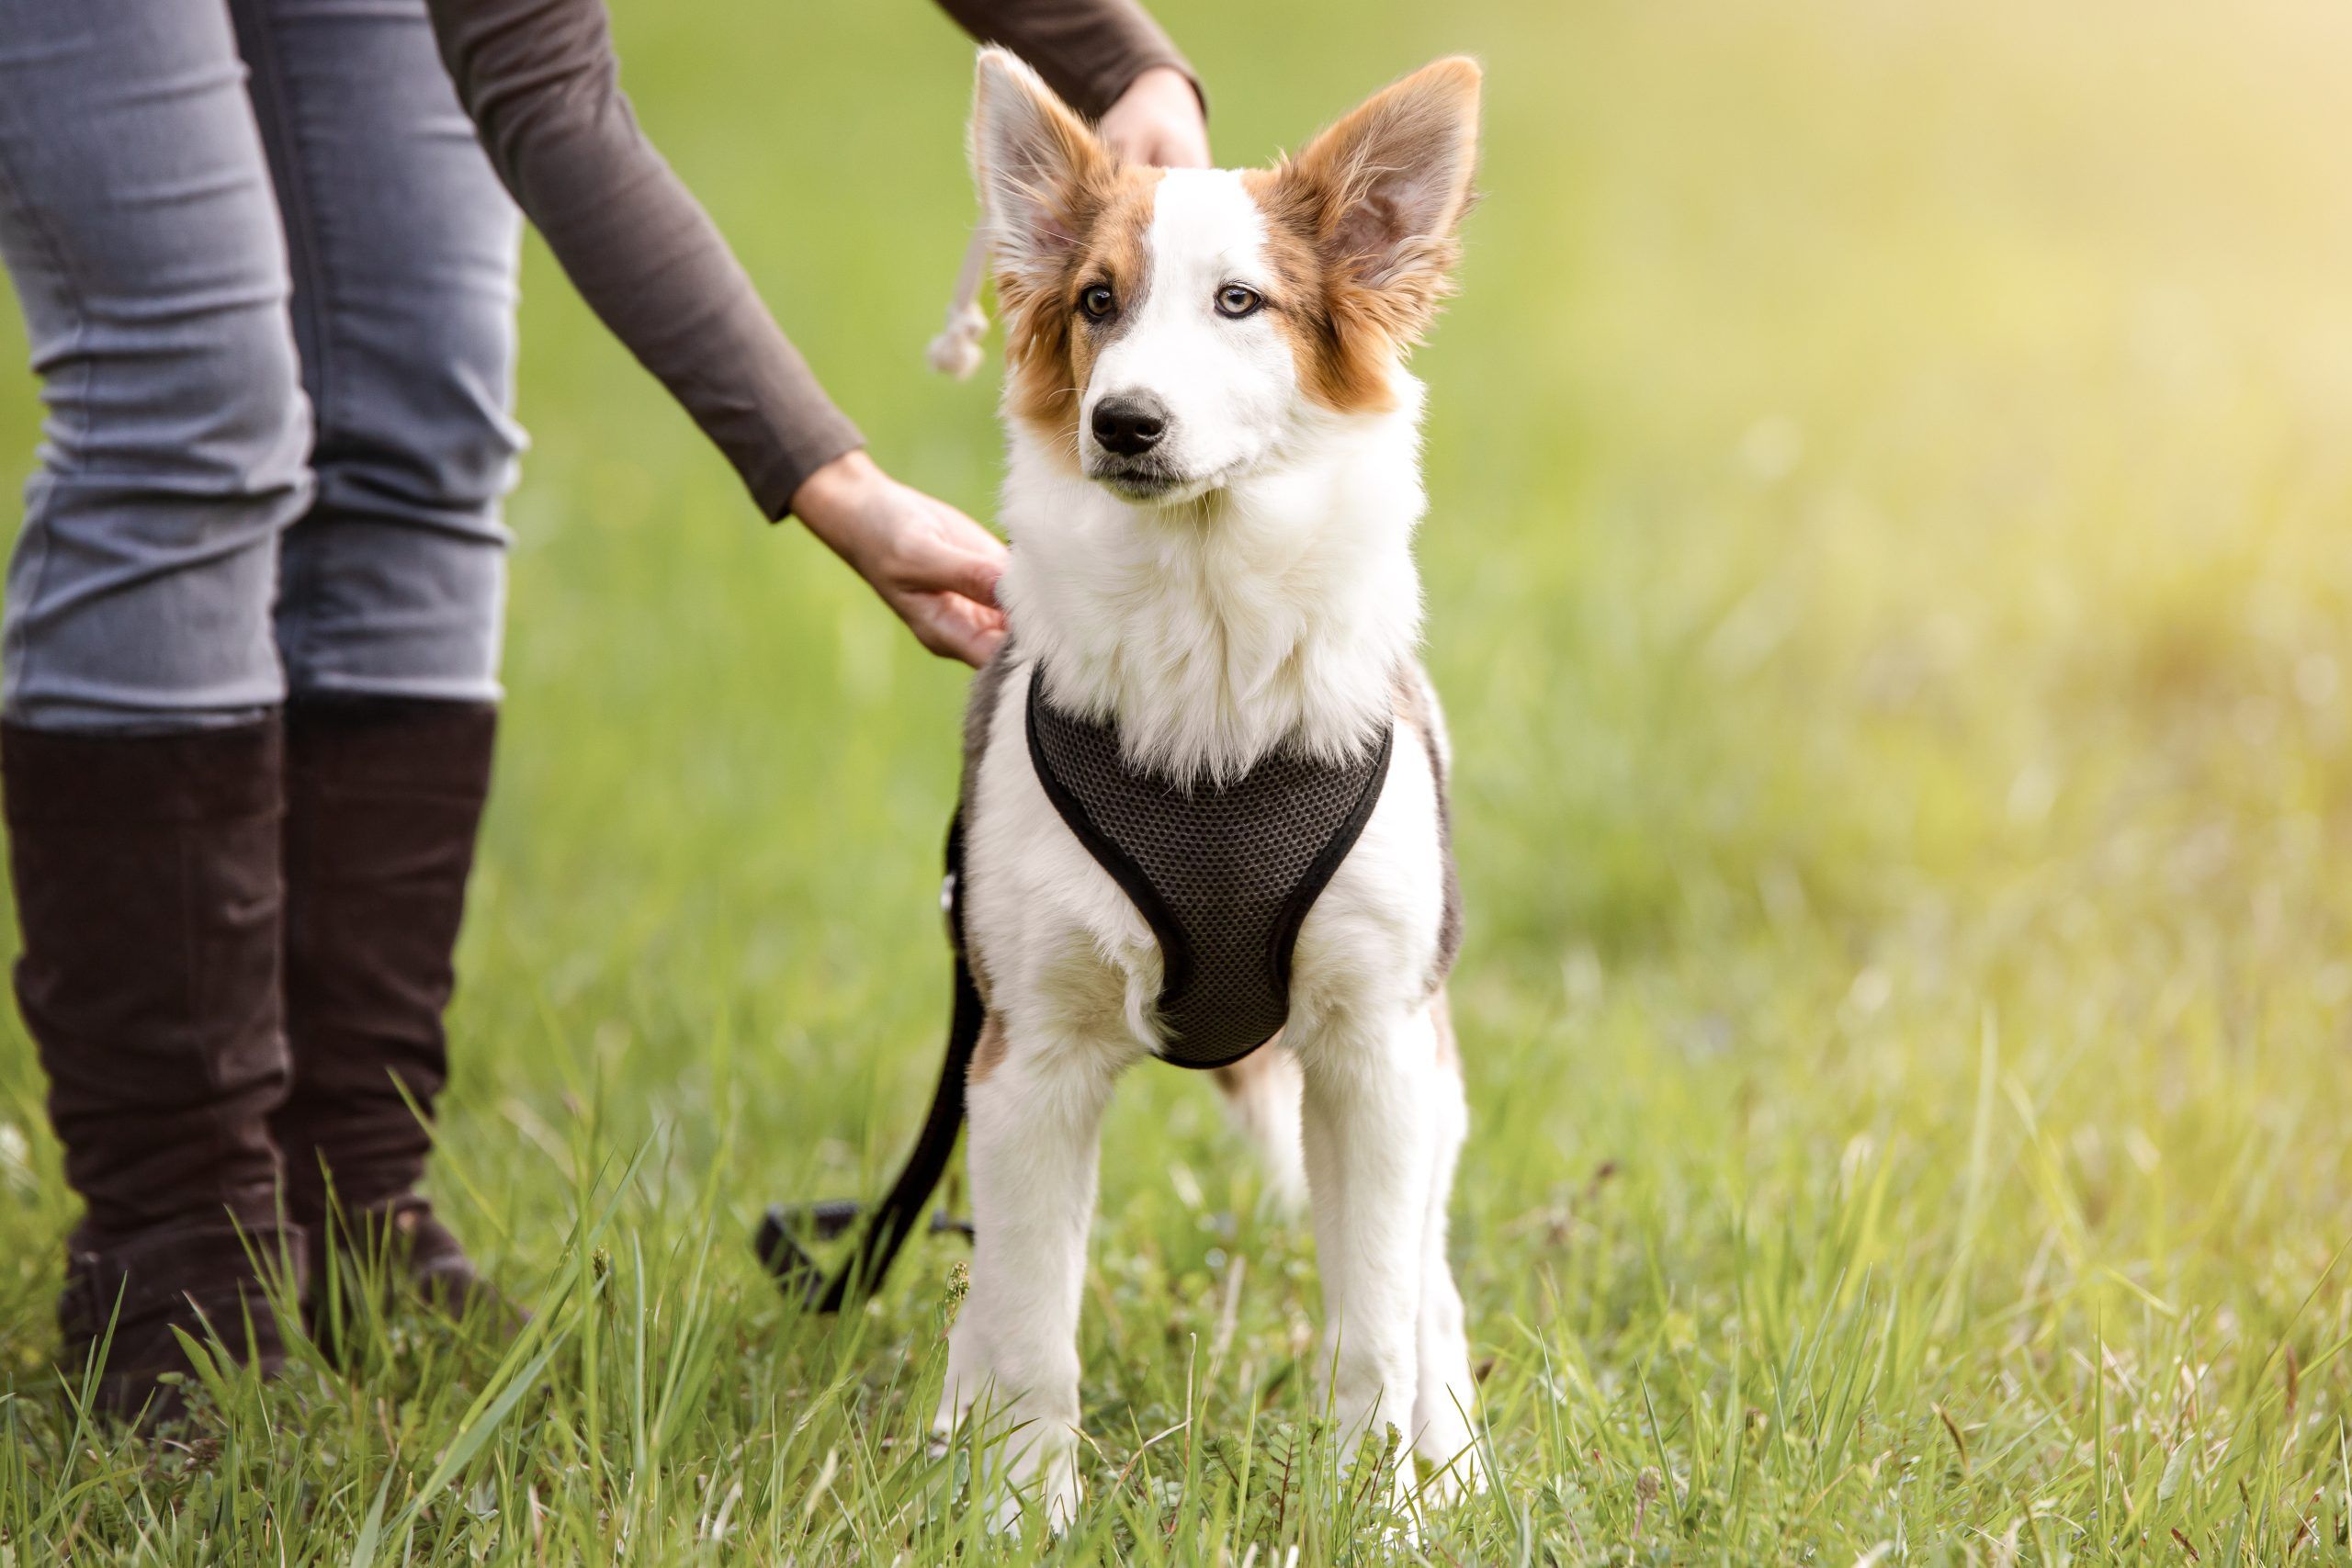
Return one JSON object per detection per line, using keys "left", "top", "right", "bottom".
{"left": 0, "top": 0, "right": 523, "bottom": 733}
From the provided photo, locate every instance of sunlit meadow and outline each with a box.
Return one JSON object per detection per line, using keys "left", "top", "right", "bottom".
{"left": 5, "top": 0, "right": 2352, "bottom": 1560}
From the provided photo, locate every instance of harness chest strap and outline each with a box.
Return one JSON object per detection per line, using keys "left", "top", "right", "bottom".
{"left": 1024, "top": 671, "right": 1395, "bottom": 1068}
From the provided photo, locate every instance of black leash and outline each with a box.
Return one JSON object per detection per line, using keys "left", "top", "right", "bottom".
{"left": 757, "top": 815, "right": 978, "bottom": 1311}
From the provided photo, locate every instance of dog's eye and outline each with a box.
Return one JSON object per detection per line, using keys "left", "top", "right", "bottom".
{"left": 1215, "top": 284, "right": 1263, "bottom": 319}
{"left": 1079, "top": 285, "right": 1117, "bottom": 320}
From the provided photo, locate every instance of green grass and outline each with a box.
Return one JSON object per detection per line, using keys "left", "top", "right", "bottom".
{"left": 6, "top": 0, "right": 2352, "bottom": 1559}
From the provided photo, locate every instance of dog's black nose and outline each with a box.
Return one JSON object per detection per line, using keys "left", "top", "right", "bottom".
{"left": 1091, "top": 395, "right": 1168, "bottom": 457}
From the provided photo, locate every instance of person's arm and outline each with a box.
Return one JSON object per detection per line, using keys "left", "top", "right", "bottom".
{"left": 425, "top": 0, "right": 857, "bottom": 524}
{"left": 933, "top": 0, "right": 1205, "bottom": 138}
{"left": 424, "top": 0, "right": 1206, "bottom": 663}
{"left": 426, "top": 0, "right": 1015, "bottom": 661}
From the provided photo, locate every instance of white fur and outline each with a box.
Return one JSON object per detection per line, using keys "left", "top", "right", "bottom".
{"left": 1079, "top": 174, "right": 1297, "bottom": 500}
{"left": 1002, "top": 358, "right": 1427, "bottom": 787}
{"left": 999, "top": 184, "right": 1428, "bottom": 791}
{"left": 937, "top": 49, "right": 1486, "bottom": 1532}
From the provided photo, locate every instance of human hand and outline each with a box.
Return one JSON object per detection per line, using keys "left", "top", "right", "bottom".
{"left": 1099, "top": 65, "right": 1210, "bottom": 168}
{"left": 791, "top": 450, "right": 1008, "bottom": 666}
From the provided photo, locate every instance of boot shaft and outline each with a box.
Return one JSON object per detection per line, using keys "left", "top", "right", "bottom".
{"left": 276, "top": 697, "right": 496, "bottom": 1215}
{"left": 3, "top": 721, "right": 290, "bottom": 1246}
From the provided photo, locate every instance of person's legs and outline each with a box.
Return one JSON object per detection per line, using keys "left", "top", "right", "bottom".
{"left": 229, "top": 0, "right": 524, "bottom": 1302}
{"left": 0, "top": 0, "right": 314, "bottom": 1416}
{"left": 232, "top": 0, "right": 521, "bottom": 709}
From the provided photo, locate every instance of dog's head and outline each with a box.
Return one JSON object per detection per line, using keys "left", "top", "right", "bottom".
{"left": 970, "top": 51, "right": 1481, "bottom": 505}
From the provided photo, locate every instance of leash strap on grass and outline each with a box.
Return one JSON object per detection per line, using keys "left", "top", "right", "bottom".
{"left": 757, "top": 815, "right": 978, "bottom": 1311}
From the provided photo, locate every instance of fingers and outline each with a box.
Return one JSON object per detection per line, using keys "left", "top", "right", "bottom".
{"left": 893, "top": 502, "right": 1005, "bottom": 608}
{"left": 1112, "top": 121, "right": 1207, "bottom": 169}
{"left": 949, "top": 549, "right": 1004, "bottom": 609}
{"left": 957, "top": 615, "right": 1010, "bottom": 667}
{"left": 1101, "top": 68, "right": 1212, "bottom": 170}
{"left": 883, "top": 527, "right": 1003, "bottom": 608}
{"left": 911, "top": 592, "right": 1009, "bottom": 668}
{"left": 1154, "top": 122, "right": 1212, "bottom": 170}
{"left": 927, "top": 501, "right": 1012, "bottom": 570}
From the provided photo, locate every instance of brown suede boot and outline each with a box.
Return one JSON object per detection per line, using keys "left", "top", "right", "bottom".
{"left": 3, "top": 720, "right": 306, "bottom": 1424}
{"left": 271, "top": 697, "right": 503, "bottom": 1322}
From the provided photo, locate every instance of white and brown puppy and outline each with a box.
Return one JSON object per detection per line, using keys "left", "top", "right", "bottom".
{"left": 943, "top": 49, "right": 1484, "bottom": 1528}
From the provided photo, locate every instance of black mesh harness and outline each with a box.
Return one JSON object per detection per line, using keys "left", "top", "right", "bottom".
{"left": 762, "top": 665, "right": 1394, "bottom": 1306}
{"left": 1026, "top": 673, "right": 1395, "bottom": 1068}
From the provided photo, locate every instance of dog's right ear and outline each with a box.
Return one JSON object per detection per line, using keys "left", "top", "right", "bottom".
{"left": 970, "top": 47, "right": 1114, "bottom": 284}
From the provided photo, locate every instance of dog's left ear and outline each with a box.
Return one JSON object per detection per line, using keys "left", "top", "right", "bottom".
{"left": 1279, "top": 58, "right": 1482, "bottom": 330}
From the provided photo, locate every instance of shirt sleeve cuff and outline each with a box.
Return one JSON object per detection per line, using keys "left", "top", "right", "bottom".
{"left": 752, "top": 407, "right": 866, "bottom": 524}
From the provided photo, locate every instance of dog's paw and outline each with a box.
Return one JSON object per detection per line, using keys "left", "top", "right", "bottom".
{"left": 983, "top": 1457, "right": 1083, "bottom": 1537}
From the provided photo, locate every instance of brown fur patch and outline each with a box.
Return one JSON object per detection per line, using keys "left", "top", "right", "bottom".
{"left": 1240, "top": 168, "right": 1401, "bottom": 413}
{"left": 1241, "top": 59, "right": 1481, "bottom": 413}
{"left": 967, "top": 1013, "right": 1008, "bottom": 1085}
{"left": 1001, "top": 165, "right": 1163, "bottom": 453}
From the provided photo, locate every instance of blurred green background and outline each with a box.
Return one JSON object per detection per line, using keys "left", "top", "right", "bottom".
{"left": 6, "top": 0, "right": 2352, "bottom": 1557}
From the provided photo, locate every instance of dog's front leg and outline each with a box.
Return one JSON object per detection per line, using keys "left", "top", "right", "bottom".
{"left": 937, "top": 1025, "right": 1115, "bottom": 1533}
{"left": 1296, "top": 1003, "right": 1438, "bottom": 1480}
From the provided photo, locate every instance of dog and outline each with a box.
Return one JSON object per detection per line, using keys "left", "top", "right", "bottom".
{"left": 939, "top": 47, "right": 1485, "bottom": 1529}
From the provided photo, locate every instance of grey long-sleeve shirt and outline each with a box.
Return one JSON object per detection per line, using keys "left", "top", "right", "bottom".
{"left": 424, "top": 0, "right": 1195, "bottom": 519}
